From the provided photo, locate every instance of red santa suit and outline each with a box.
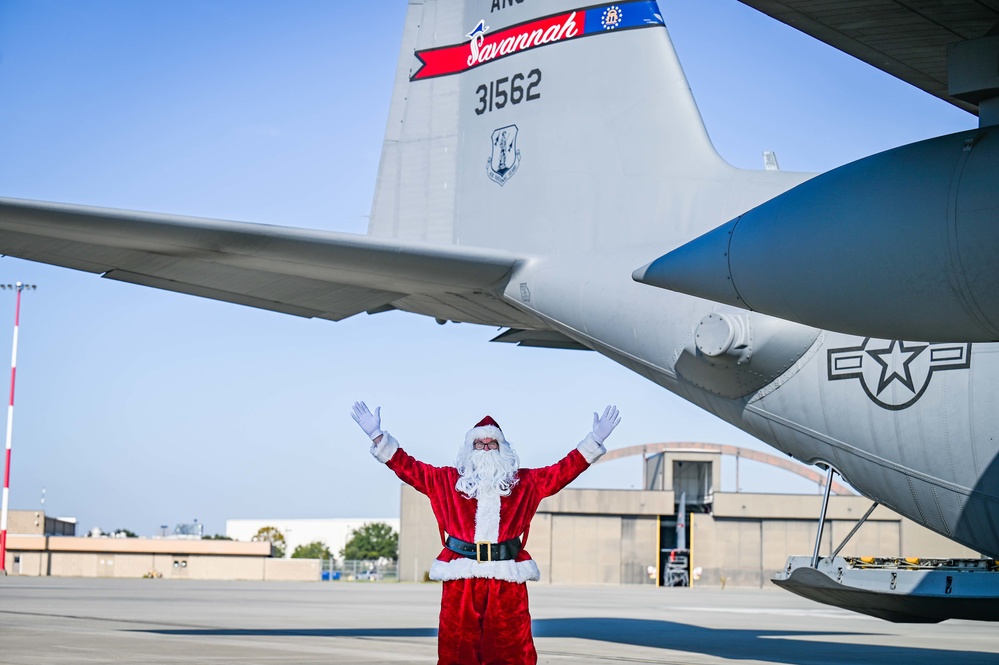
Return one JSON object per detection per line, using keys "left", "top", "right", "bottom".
{"left": 370, "top": 418, "right": 606, "bottom": 665}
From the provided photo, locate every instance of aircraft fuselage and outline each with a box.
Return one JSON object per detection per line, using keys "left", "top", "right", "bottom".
{"left": 508, "top": 249, "right": 999, "bottom": 558}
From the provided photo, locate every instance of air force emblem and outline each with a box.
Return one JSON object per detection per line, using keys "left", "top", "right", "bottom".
{"left": 828, "top": 338, "right": 972, "bottom": 410}
{"left": 487, "top": 125, "right": 521, "bottom": 186}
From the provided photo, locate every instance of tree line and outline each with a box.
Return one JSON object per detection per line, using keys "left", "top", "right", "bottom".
{"left": 252, "top": 522, "right": 398, "bottom": 559}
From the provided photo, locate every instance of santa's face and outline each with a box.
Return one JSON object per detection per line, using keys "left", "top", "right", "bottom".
{"left": 455, "top": 437, "right": 520, "bottom": 497}
{"left": 472, "top": 437, "right": 500, "bottom": 451}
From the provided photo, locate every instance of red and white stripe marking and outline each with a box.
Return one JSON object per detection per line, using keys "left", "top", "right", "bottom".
{"left": 1, "top": 286, "right": 23, "bottom": 573}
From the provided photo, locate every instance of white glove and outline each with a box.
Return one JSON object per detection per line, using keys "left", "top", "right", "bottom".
{"left": 591, "top": 405, "right": 621, "bottom": 444}
{"left": 351, "top": 401, "right": 383, "bottom": 440}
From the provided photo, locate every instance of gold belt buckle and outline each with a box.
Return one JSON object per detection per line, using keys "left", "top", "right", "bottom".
{"left": 475, "top": 541, "right": 492, "bottom": 562}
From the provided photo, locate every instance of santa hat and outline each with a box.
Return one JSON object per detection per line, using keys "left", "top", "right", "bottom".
{"left": 464, "top": 415, "right": 507, "bottom": 447}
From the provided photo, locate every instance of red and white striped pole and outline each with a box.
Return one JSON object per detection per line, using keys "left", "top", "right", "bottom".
{"left": 0, "top": 282, "right": 35, "bottom": 575}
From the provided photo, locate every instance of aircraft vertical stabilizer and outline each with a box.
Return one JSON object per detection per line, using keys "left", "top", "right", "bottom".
{"left": 368, "top": 1, "right": 807, "bottom": 255}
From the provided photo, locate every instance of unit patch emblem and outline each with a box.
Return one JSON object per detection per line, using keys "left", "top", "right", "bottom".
{"left": 827, "top": 338, "right": 972, "bottom": 410}
{"left": 487, "top": 125, "right": 521, "bottom": 186}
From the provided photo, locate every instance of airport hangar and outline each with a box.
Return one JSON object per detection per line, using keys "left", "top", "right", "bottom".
{"left": 396, "top": 444, "right": 978, "bottom": 586}
{"left": 3, "top": 444, "right": 976, "bottom": 584}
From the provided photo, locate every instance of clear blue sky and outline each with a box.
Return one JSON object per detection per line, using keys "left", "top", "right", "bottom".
{"left": 0, "top": 1, "right": 974, "bottom": 536}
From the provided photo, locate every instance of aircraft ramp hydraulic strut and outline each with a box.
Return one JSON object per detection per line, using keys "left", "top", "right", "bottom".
{"left": 773, "top": 465, "right": 999, "bottom": 623}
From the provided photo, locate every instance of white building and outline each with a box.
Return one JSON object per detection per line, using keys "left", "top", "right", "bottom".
{"left": 226, "top": 518, "right": 399, "bottom": 560}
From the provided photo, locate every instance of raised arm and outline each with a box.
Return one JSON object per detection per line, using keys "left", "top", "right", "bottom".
{"left": 351, "top": 401, "right": 383, "bottom": 443}
{"left": 531, "top": 405, "right": 621, "bottom": 497}
{"left": 350, "top": 400, "right": 441, "bottom": 495}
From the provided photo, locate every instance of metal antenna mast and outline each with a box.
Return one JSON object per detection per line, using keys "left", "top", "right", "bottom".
{"left": 1, "top": 282, "right": 37, "bottom": 575}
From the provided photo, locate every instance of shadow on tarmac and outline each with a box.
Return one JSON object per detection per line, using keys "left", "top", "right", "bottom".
{"left": 535, "top": 617, "right": 999, "bottom": 664}
{"left": 138, "top": 616, "right": 999, "bottom": 665}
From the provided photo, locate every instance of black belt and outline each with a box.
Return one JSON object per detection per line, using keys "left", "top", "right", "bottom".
{"left": 445, "top": 535, "right": 522, "bottom": 562}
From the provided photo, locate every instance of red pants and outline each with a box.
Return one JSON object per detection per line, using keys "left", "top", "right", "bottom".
{"left": 438, "top": 578, "right": 537, "bottom": 665}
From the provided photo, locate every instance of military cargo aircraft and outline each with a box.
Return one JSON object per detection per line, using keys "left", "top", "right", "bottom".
{"left": 0, "top": 1, "right": 996, "bottom": 621}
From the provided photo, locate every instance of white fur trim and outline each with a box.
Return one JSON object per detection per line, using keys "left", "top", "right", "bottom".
{"left": 474, "top": 492, "right": 501, "bottom": 542}
{"left": 577, "top": 433, "right": 606, "bottom": 464}
{"left": 430, "top": 557, "right": 540, "bottom": 583}
{"left": 464, "top": 425, "right": 506, "bottom": 446}
{"left": 370, "top": 432, "right": 400, "bottom": 464}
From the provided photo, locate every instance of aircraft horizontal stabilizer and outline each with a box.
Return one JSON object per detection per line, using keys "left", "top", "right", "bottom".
{"left": 490, "top": 328, "right": 592, "bottom": 351}
{"left": 0, "top": 198, "right": 534, "bottom": 326}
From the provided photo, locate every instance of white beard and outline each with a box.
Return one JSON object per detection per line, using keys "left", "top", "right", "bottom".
{"left": 454, "top": 444, "right": 520, "bottom": 498}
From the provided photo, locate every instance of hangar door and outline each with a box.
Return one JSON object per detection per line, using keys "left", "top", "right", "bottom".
{"left": 673, "top": 460, "right": 711, "bottom": 505}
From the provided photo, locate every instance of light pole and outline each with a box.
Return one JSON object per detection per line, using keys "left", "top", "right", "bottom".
{"left": 0, "top": 282, "right": 37, "bottom": 575}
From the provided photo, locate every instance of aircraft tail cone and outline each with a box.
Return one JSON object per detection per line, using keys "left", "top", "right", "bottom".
{"left": 632, "top": 218, "right": 747, "bottom": 309}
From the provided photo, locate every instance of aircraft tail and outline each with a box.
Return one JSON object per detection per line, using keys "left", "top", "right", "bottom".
{"left": 369, "top": 1, "right": 803, "bottom": 255}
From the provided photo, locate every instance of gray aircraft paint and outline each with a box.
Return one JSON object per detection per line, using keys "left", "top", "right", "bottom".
{"left": 368, "top": 0, "right": 999, "bottom": 558}
{"left": 0, "top": 0, "right": 996, "bottom": 573}
{"left": 369, "top": 0, "right": 813, "bottom": 253}
{"left": 636, "top": 128, "right": 999, "bottom": 343}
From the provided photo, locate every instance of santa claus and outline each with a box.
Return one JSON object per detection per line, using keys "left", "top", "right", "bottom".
{"left": 351, "top": 401, "right": 620, "bottom": 665}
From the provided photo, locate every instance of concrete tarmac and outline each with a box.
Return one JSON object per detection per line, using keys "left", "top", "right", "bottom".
{"left": 1, "top": 577, "right": 998, "bottom": 664}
